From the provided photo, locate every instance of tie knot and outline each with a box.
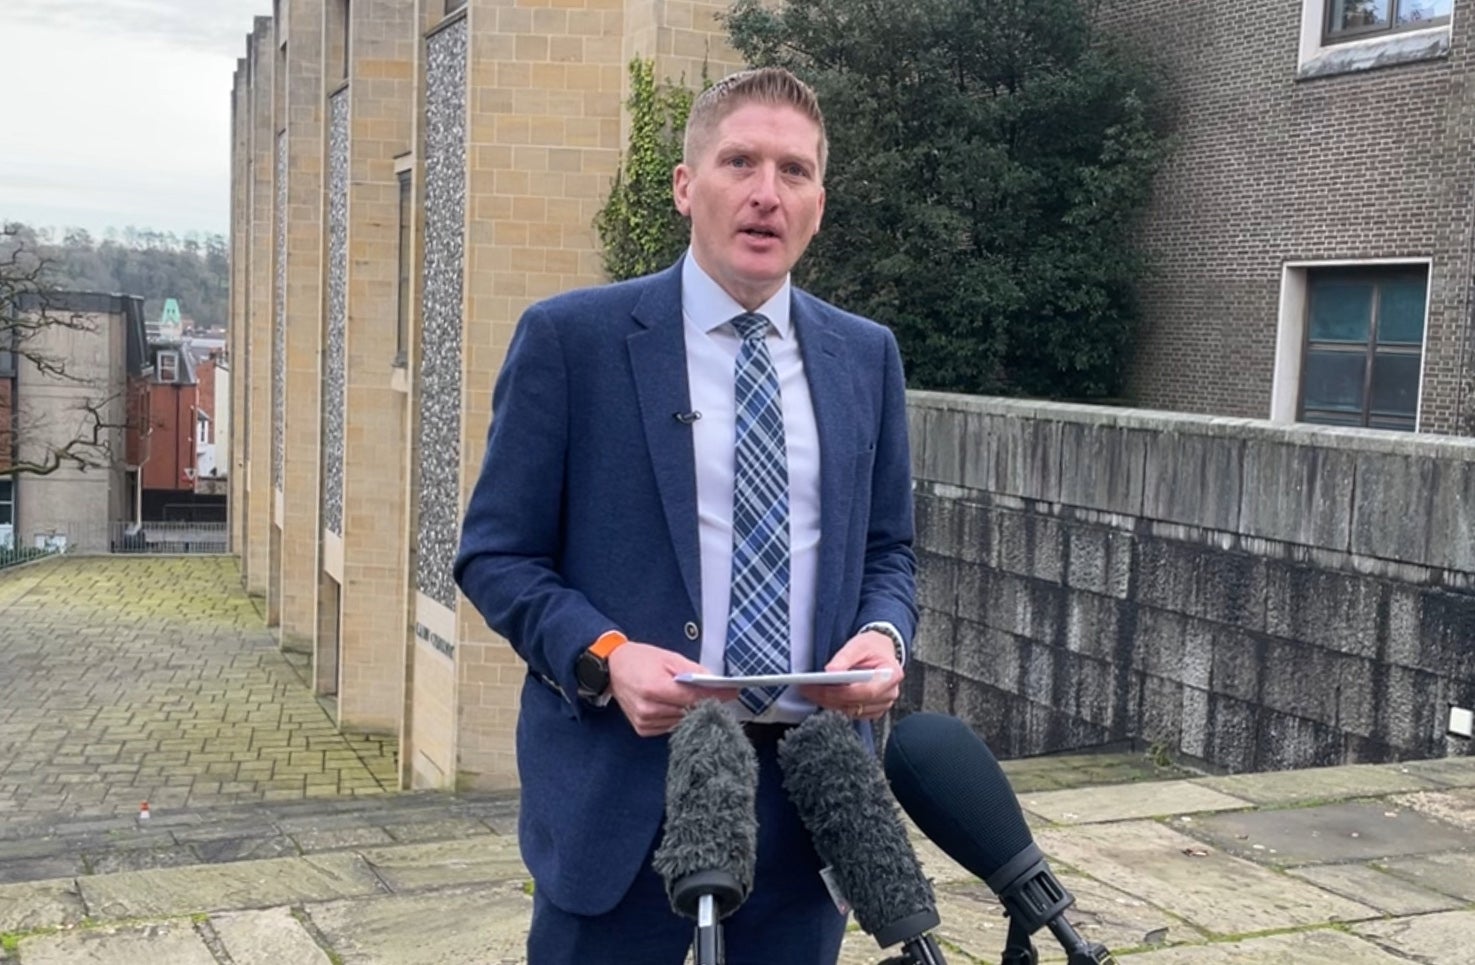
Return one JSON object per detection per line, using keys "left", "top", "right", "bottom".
{"left": 730, "top": 312, "right": 771, "bottom": 343}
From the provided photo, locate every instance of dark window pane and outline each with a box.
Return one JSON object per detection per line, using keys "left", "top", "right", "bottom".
{"left": 1330, "top": 0, "right": 1391, "bottom": 32}
{"left": 1309, "top": 280, "right": 1372, "bottom": 342}
{"left": 1376, "top": 277, "right": 1426, "bottom": 344}
{"left": 1369, "top": 352, "right": 1420, "bottom": 418}
{"left": 1397, "top": 0, "right": 1451, "bottom": 25}
{"left": 1302, "top": 408, "right": 1365, "bottom": 427}
{"left": 1303, "top": 349, "right": 1366, "bottom": 412}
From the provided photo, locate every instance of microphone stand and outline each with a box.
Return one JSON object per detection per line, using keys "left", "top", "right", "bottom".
{"left": 692, "top": 893, "right": 724, "bottom": 965}
{"left": 877, "top": 933, "right": 948, "bottom": 964}
{"left": 999, "top": 913, "right": 1116, "bottom": 965}
{"left": 672, "top": 870, "right": 742, "bottom": 965}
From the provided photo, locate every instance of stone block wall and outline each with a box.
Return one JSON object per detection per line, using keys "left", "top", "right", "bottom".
{"left": 905, "top": 391, "right": 1475, "bottom": 771}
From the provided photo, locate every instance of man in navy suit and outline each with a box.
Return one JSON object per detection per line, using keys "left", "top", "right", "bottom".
{"left": 455, "top": 67, "right": 916, "bottom": 964}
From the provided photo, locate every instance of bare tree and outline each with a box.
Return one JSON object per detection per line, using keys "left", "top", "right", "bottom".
{"left": 0, "top": 223, "right": 139, "bottom": 477}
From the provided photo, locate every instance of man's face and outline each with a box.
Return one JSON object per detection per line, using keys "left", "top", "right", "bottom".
{"left": 673, "top": 102, "right": 826, "bottom": 311}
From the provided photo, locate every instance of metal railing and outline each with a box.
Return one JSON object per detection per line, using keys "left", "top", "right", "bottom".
{"left": 13, "top": 521, "right": 230, "bottom": 557}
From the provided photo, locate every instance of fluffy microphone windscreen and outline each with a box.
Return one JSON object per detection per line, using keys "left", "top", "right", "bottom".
{"left": 778, "top": 711, "right": 937, "bottom": 941}
{"left": 652, "top": 700, "right": 759, "bottom": 913}
{"left": 884, "top": 712, "right": 1035, "bottom": 882}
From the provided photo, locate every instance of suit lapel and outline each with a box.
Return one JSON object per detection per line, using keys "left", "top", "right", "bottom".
{"left": 794, "top": 293, "right": 858, "bottom": 659}
{"left": 627, "top": 265, "right": 702, "bottom": 619}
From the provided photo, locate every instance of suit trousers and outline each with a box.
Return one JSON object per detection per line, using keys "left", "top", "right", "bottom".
{"left": 526, "top": 733, "right": 848, "bottom": 964}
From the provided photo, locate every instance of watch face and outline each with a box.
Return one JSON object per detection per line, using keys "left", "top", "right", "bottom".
{"left": 576, "top": 651, "right": 609, "bottom": 695}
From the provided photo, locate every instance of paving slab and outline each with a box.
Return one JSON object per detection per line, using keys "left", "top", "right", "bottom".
{"left": 1194, "top": 762, "right": 1443, "bottom": 805}
{"left": 15, "top": 919, "right": 217, "bottom": 965}
{"left": 0, "top": 854, "right": 83, "bottom": 886}
{"left": 1396, "top": 756, "right": 1475, "bottom": 787}
{"left": 1018, "top": 780, "right": 1251, "bottom": 825}
{"left": 1286, "top": 862, "right": 1467, "bottom": 915}
{"left": 210, "top": 906, "right": 334, "bottom": 965}
{"left": 379, "top": 815, "right": 497, "bottom": 844}
{"left": 358, "top": 836, "right": 529, "bottom": 892}
{"left": 0, "top": 877, "right": 85, "bottom": 932}
{"left": 1033, "top": 820, "right": 1378, "bottom": 936}
{"left": 306, "top": 882, "right": 530, "bottom": 964}
{"left": 1352, "top": 909, "right": 1475, "bottom": 964}
{"left": 1393, "top": 787, "right": 1475, "bottom": 832}
{"left": 78, "top": 852, "right": 383, "bottom": 919}
{"left": 927, "top": 871, "right": 1187, "bottom": 962}
{"left": 1187, "top": 800, "right": 1473, "bottom": 866}
{"left": 1374, "top": 851, "right": 1475, "bottom": 901}
{"left": 1099, "top": 928, "right": 1410, "bottom": 963}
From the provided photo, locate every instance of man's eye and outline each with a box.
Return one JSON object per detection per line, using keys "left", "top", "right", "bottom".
{"left": 727, "top": 156, "right": 749, "bottom": 168}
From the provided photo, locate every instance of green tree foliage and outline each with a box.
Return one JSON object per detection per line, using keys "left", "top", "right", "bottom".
{"left": 595, "top": 59, "right": 698, "bottom": 280}
{"left": 724, "top": 0, "right": 1169, "bottom": 399}
{"left": 3, "top": 223, "right": 229, "bottom": 330}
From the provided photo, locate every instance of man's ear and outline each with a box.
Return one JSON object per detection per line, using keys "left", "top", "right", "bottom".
{"left": 672, "top": 164, "right": 692, "bottom": 217}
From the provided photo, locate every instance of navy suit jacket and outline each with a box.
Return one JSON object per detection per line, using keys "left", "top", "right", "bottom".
{"left": 454, "top": 259, "right": 917, "bottom": 916}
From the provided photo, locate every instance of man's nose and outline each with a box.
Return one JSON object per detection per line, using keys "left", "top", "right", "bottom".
{"left": 748, "top": 164, "right": 780, "bottom": 208}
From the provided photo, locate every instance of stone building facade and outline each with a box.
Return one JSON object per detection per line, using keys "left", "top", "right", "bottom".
{"left": 1102, "top": 0, "right": 1475, "bottom": 436}
{"left": 229, "top": 0, "right": 740, "bottom": 791}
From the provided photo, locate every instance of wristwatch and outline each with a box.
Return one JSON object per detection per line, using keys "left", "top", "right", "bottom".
{"left": 860, "top": 621, "right": 906, "bottom": 666}
{"left": 575, "top": 630, "right": 628, "bottom": 701}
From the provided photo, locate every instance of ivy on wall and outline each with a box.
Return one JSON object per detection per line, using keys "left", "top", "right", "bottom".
{"left": 595, "top": 59, "right": 700, "bottom": 281}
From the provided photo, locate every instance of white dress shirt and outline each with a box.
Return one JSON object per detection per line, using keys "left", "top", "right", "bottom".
{"left": 682, "top": 254, "right": 821, "bottom": 722}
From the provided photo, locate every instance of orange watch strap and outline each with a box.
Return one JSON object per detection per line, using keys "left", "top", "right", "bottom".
{"left": 588, "top": 630, "right": 628, "bottom": 660}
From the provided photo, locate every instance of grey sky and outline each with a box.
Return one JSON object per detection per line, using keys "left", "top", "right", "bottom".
{"left": 0, "top": 0, "right": 272, "bottom": 239}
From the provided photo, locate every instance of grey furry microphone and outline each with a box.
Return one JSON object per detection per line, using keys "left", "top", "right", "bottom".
{"left": 652, "top": 700, "right": 758, "bottom": 965}
{"left": 778, "top": 711, "right": 947, "bottom": 964}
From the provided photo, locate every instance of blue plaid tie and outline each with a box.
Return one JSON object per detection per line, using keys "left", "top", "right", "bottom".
{"left": 725, "top": 312, "right": 790, "bottom": 714}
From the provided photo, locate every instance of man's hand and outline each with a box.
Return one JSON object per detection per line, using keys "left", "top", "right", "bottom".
{"left": 606, "top": 642, "right": 740, "bottom": 737}
{"left": 797, "top": 630, "right": 904, "bottom": 722}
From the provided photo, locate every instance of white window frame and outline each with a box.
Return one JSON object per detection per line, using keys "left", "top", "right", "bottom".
{"left": 1298, "top": 0, "right": 1452, "bottom": 79}
{"left": 158, "top": 350, "right": 180, "bottom": 384}
{"left": 1272, "top": 258, "right": 1431, "bottom": 430}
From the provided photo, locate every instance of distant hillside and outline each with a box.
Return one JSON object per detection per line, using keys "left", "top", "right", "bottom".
{"left": 4, "top": 223, "right": 229, "bottom": 330}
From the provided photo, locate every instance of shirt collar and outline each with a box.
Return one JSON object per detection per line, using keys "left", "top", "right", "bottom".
{"left": 681, "top": 249, "right": 792, "bottom": 339}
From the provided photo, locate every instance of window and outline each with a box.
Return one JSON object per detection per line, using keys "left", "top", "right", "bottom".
{"left": 340, "top": 0, "right": 351, "bottom": 81}
{"left": 0, "top": 479, "right": 12, "bottom": 550}
{"left": 1298, "top": 266, "right": 1426, "bottom": 431}
{"left": 158, "top": 350, "right": 180, "bottom": 384}
{"left": 445, "top": 0, "right": 467, "bottom": 13}
{"left": 1325, "top": 0, "right": 1451, "bottom": 44}
{"left": 395, "top": 169, "right": 413, "bottom": 366}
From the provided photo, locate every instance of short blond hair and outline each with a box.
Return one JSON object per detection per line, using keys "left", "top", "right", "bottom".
{"left": 683, "top": 67, "right": 828, "bottom": 179}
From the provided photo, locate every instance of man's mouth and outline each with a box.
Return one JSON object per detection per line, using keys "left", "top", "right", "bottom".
{"left": 740, "top": 227, "right": 779, "bottom": 239}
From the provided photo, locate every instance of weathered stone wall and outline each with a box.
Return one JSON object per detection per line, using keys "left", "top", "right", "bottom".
{"left": 904, "top": 391, "right": 1475, "bottom": 772}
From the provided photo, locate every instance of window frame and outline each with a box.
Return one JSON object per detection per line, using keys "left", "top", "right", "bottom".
{"left": 444, "top": 0, "right": 467, "bottom": 14}
{"left": 1295, "top": 265, "right": 1429, "bottom": 432}
{"left": 157, "top": 350, "right": 180, "bottom": 384}
{"left": 1322, "top": 0, "right": 1452, "bottom": 46}
{"left": 394, "top": 166, "right": 413, "bottom": 368}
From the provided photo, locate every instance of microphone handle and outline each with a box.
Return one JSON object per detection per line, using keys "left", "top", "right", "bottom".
{"left": 1046, "top": 917, "right": 1116, "bottom": 964}
{"left": 902, "top": 934, "right": 947, "bottom": 964}
{"left": 693, "top": 893, "right": 724, "bottom": 965}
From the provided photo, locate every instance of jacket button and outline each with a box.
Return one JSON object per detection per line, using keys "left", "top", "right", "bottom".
{"left": 684, "top": 622, "right": 699, "bottom": 640}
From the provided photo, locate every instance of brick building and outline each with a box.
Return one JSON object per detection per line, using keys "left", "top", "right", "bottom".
{"left": 1101, "top": 0, "right": 1475, "bottom": 434}
{"left": 230, "top": 0, "right": 739, "bottom": 790}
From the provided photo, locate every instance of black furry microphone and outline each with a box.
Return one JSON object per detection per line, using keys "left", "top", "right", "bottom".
{"left": 885, "top": 713, "right": 1117, "bottom": 965}
{"left": 652, "top": 700, "right": 758, "bottom": 965}
{"left": 778, "top": 711, "right": 947, "bottom": 965}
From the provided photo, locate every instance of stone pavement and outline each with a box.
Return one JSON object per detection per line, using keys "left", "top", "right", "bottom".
{"left": 0, "top": 556, "right": 397, "bottom": 830}
{"left": 1, "top": 557, "right": 1472, "bottom": 963}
